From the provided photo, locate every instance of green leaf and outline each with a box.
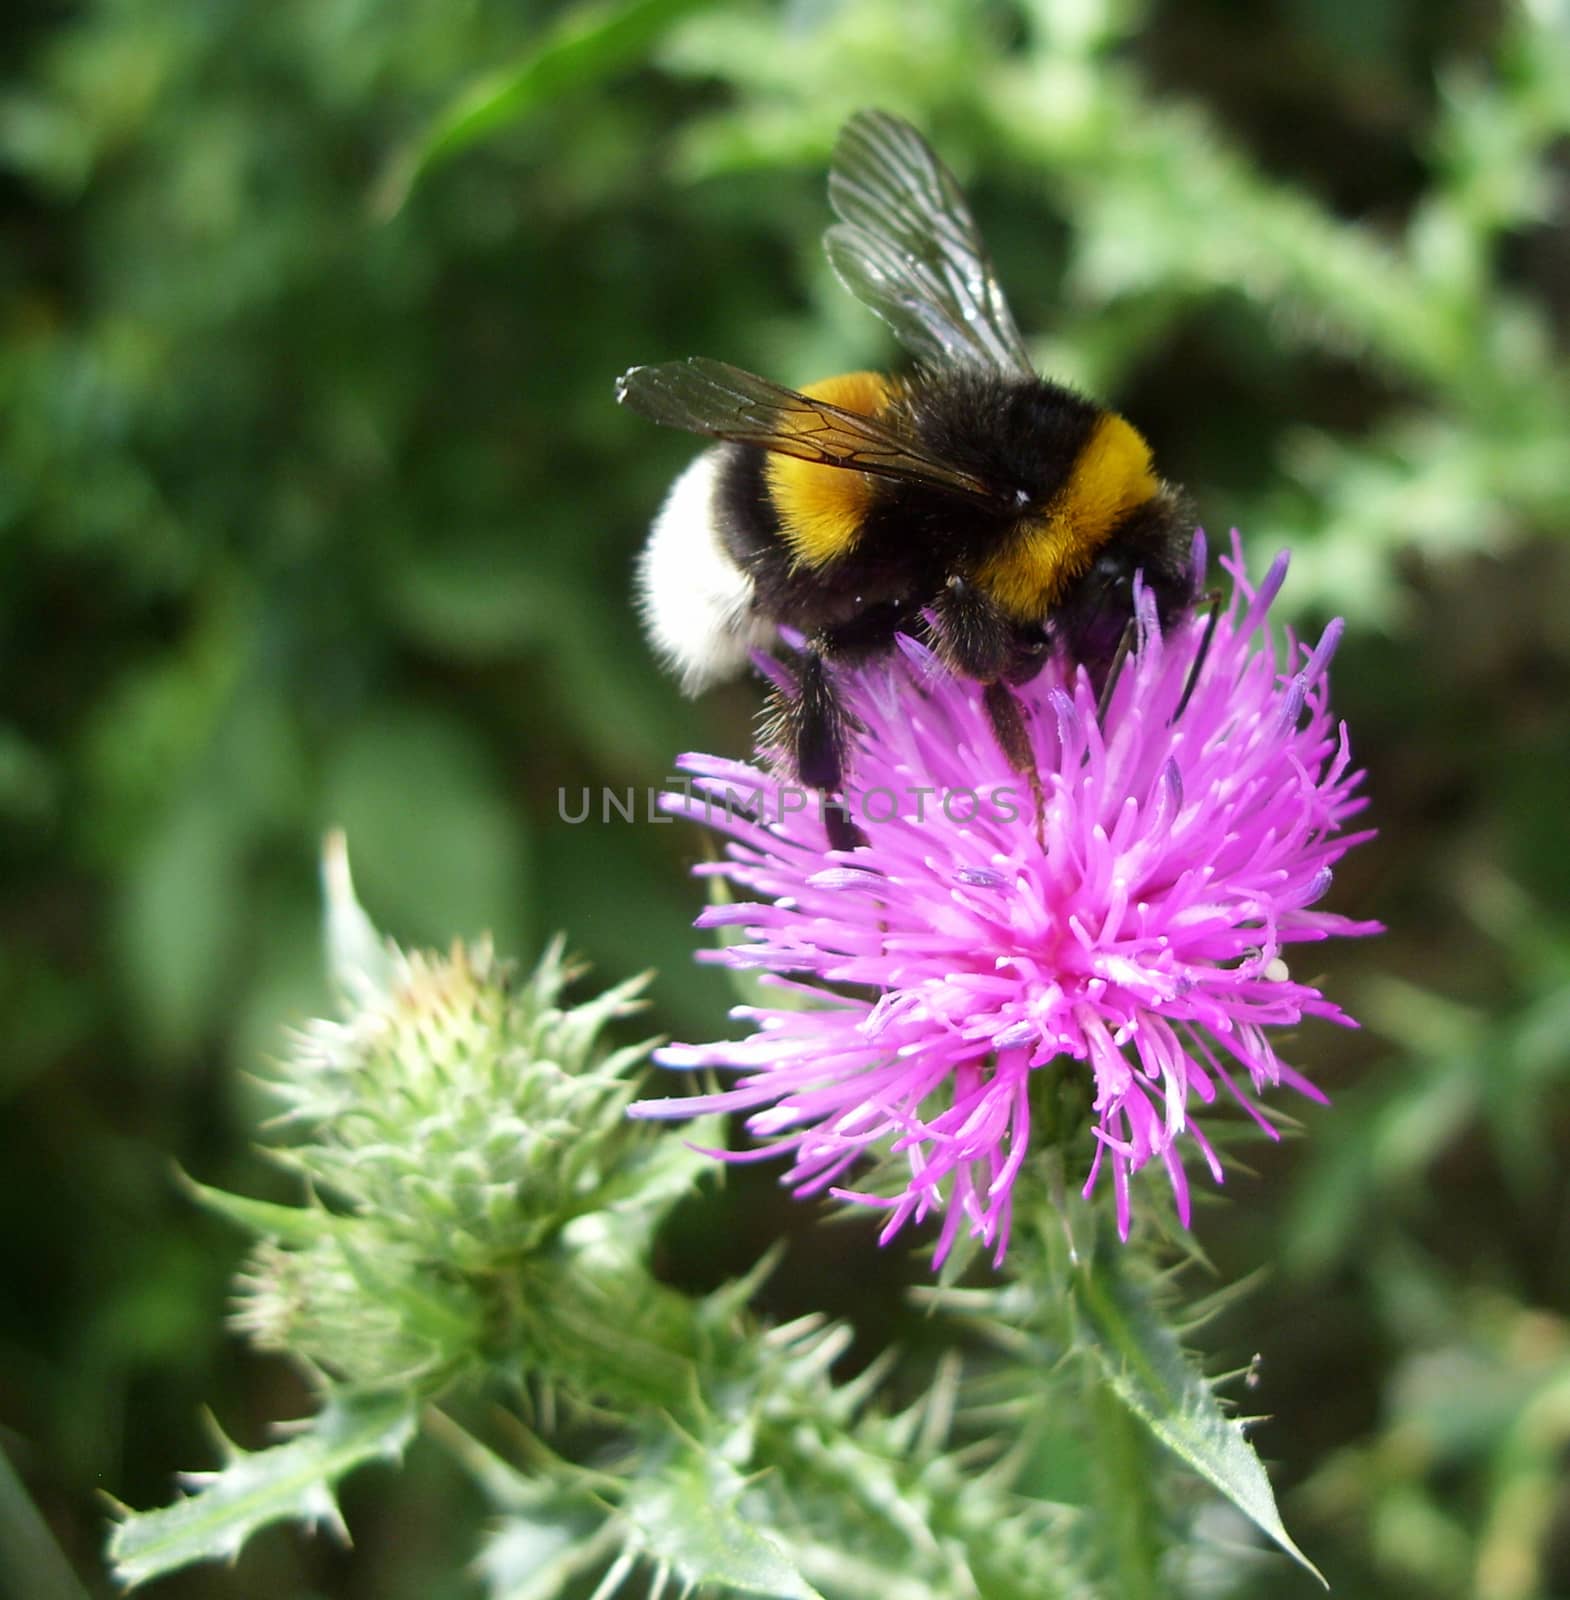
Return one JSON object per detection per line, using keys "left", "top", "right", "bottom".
{"left": 106, "top": 1387, "right": 418, "bottom": 1589}
{"left": 622, "top": 1448, "right": 824, "bottom": 1600}
{"left": 1072, "top": 1254, "right": 1325, "bottom": 1587}
{"left": 375, "top": 0, "right": 719, "bottom": 214}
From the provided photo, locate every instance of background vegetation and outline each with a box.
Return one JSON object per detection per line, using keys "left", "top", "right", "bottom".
{"left": 3, "top": 0, "right": 1568, "bottom": 1594}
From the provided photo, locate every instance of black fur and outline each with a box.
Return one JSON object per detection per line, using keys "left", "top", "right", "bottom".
{"left": 760, "top": 649, "right": 864, "bottom": 850}
{"left": 712, "top": 441, "right": 781, "bottom": 567}
{"left": 708, "top": 375, "right": 1196, "bottom": 792}
{"left": 718, "top": 373, "right": 1103, "bottom": 632}
{"left": 793, "top": 650, "right": 847, "bottom": 791}
{"left": 713, "top": 373, "right": 1192, "bottom": 682}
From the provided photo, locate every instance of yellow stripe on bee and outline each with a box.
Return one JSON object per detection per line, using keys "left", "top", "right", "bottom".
{"left": 766, "top": 371, "right": 892, "bottom": 568}
{"left": 978, "top": 411, "right": 1159, "bottom": 620}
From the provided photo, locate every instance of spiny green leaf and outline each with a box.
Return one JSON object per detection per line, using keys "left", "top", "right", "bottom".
{"left": 1089, "top": 1381, "right": 1163, "bottom": 1600}
{"left": 1072, "top": 1254, "right": 1325, "bottom": 1586}
{"left": 375, "top": 0, "right": 719, "bottom": 214}
{"left": 106, "top": 1387, "right": 418, "bottom": 1589}
{"left": 431, "top": 1407, "right": 628, "bottom": 1600}
{"left": 622, "top": 1448, "right": 824, "bottom": 1599}
{"left": 473, "top": 1466, "right": 616, "bottom": 1600}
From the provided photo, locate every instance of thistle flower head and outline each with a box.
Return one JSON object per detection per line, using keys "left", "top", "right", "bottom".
{"left": 632, "top": 534, "right": 1380, "bottom": 1265}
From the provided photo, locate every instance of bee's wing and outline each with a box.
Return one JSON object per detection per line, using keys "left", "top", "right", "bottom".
{"left": 616, "top": 356, "right": 998, "bottom": 502}
{"left": 825, "top": 109, "right": 1033, "bottom": 379}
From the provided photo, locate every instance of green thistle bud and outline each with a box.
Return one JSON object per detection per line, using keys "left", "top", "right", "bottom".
{"left": 269, "top": 936, "right": 654, "bottom": 1268}
{"left": 226, "top": 838, "right": 662, "bottom": 1387}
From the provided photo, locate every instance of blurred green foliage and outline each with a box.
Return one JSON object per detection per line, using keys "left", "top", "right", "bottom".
{"left": 2, "top": 0, "right": 1568, "bottom": 1594}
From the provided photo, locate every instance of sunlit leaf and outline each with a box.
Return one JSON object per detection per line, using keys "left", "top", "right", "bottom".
{"left": 375, "top": 0, "right": 720, "bottom": 213}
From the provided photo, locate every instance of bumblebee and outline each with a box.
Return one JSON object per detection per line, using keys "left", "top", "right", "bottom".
{"left": 619, "top": 111, "right": 1196, "bottom": 822}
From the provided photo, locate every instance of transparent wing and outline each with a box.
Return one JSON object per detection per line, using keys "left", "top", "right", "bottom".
{"left": 826, "top": 109, "right": 1033, "bottom": 378}
{"left": 616, "top": 357, "right": 997, "bottom": 501}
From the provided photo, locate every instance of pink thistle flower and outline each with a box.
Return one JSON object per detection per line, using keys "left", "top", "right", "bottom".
{"left": 631, "top": 534, "right": 1380, "bottom": 1265}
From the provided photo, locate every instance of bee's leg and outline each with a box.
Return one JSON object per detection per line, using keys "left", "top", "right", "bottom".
{"left": 983, "top": 681, "right": 1045, "bottom": 844}
{"left": 934, "top": 575, "right": 1011, "bottom": 682}
{"left": 779, "top": 645, "right": 862, "bottom": 852}
{"left": 793, "top": 648, "right": 844, "bottom": 791}
{"left": 1173, "top": 588, "right": 1223, "bottom": 720}
{"left": 795, "top": 606, "right": 919, "bottom": 850}
{"left": 934, "top": 579, "right": 1048, "bottom": 838}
